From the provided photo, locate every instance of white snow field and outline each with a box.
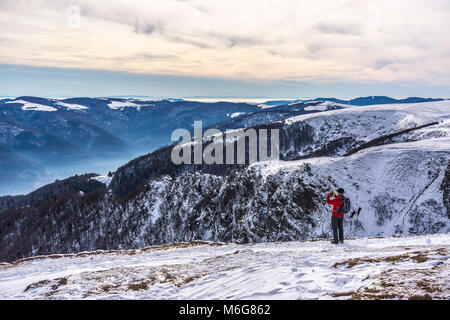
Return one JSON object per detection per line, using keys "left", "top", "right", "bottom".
{"left": 5, "top": 100, "right": 57, "bottom": 112}
{"left": 55, "top": 101, "right": 89, "bottom": 110}
{"left": 282, "top": 100, "right": 450, "bottom": 156}
{"left": 0, "top": 234, "right": 448, "bottom": 300}
{"left": 107, "top": 100, "right": 143, "bottom": 110}
{"left": 285, "top": 100, "right": 450, "bottom": 127}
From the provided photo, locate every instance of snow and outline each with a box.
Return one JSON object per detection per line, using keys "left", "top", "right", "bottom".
{"left": 55, "top": 102, "right": 89, "bottom": 110}
{"left": 252, "top": 137, "right": 450, "bottom": 177}
{"left": 285, "top": 100, "right": 450, "bottom": 126}
{"left": 91, "top": 175, "right": 113, "bottom": 187}
{"left": 107, "top": 101, "right": 142, "bottom": 110}
{"left": 141, "top": 177, "right": 172, "bottom": 224}
{"left": 361, "top": 137, "right": 450, "bottom": 152}
{"left": 0, "top": 234, "right": 448, "bottom": 299}
{"left": 257, "top": 104, "right": 279, "bottom": 109}
{"left": 230, "top": 112, "right": 246, "bottom": 118}
{"left": 304, "top": 101, "right": 348, "bottom": 111}
{"left": 5, "top": 100, "right": 57, "bottom": 112}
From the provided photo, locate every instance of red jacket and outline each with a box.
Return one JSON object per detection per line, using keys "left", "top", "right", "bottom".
{"left": 326, "top": 194, "right": 344, "bottom": 218}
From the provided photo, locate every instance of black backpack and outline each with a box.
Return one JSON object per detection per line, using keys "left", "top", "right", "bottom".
{"left": 337, "top": 196, "right": 351, "bottom": 214}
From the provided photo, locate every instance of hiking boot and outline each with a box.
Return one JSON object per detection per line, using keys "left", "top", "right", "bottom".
{"left": 339, "top": 240, "right": 344, "bottom": 244}
{"left": 331, "top": 241, "right": 339, "bottom": 244}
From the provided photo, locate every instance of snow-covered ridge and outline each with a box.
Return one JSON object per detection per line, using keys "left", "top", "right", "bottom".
{"left": 55, "top": 102, "right": 89, "bottom": 110}
{"left": 276, "top": 100, "right": 450, "bottom": 159}
{"left": 252, "top": 137, "right": 450, "bottom": 177}
{"left": 1, "top": 98, "right": 167, "bottom": 112}
{"left": 107, "top": 101, "right": 143, "bottom": 110}
{"left": 284, "top": 100, "right": 450, "bottom": 126}
{"left": 5, "top": 100, "right": 57, "bottom": 112}
{"left": 90, "top": 175, "right": 113, "bottom": 187}
{"left": 0, "top": 234, "right": 448, "bottom": 299}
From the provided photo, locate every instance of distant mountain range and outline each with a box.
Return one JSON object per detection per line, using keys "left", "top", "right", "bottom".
{"left": 0, "top": 96, "right": 260, "bottom": 194}
{"left": 263, "top": 96, "right": 445, "bottom": 106}
{"left": 0, "top": 95, "right": 444, "bottom": 195}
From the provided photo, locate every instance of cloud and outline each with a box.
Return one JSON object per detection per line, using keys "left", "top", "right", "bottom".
{"left": 316, "top": 22, "right": 361, "bottom": 36}
{"left": 0, "top": 0, "right": 449, "bottom": 86}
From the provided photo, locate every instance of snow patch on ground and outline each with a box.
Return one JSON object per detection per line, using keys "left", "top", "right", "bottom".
{"left": 5, "top": 100, "right": 57, "bottom": 112}
{"left": 0, "top": 234, "right": 448, "bottom": 300}
{"left": 230, "top": 112, "right": 246, "bottom": 118}
{"left": 250, "top": 136, "right": 450, "bottom": 237}
{"left": 144, "top": 177, "right": 172, "bottom": 224}
{"left": 252, "top": 137, "right": 450, "bottom": 178}
{"left": 56, "top": 102, "right": 89, "bottom": 110}
{"left": 285, "top": 100, "right": 450, "bottom": 126}
{"left": 91, "top": 175, "right": 113, "bottom": 187}
{"left": 107, "top": 101, "right": 142, "bottom": 110}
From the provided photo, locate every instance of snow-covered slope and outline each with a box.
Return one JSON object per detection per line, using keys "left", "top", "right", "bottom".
{"left": 286, "top": 100, "right": 449, "bottom": 130}
{"left": 0, "top": 234, "right": 448, "bottom": 300}
{"left": 252, "top": 137, "right": 449, "bottom": 237}
{"left": 55, "top": 102, "right": 89, "bottom": 110}
{"left": 90, "top": 175, "right": 113, "bottom": 187}
{"left": 5, "top": 100, "right": 57, "bottom": 112}
{"left": 280, "top": 100, "right": 450, "bottom": 159}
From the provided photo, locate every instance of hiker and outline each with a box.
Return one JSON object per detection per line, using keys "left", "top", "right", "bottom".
{"left": 326, "top": 188, "right": 347, "bottom": 244}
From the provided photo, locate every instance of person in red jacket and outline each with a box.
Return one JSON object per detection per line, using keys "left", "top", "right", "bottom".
{"left": 326, "top": 188, "right": 345, "bottom": 244}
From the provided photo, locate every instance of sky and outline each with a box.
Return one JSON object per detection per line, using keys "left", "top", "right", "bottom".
{"left": 0, "top": 0, "right": 449, "bottom": 98}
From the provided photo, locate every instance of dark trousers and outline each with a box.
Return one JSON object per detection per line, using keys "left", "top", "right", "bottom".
{"left": 331, "top": 216, "right": 344, "bottom": 243}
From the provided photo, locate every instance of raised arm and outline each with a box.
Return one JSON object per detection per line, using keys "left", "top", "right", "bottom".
{"left": 326, "top": 193, "right": 338, "bottom": 206}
